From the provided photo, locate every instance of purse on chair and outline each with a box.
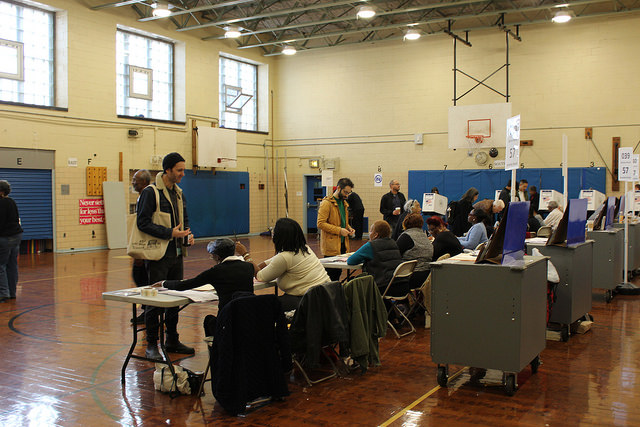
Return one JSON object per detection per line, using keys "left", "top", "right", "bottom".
{"left": 127, "top": 186, "right": 172, "bottom": 260}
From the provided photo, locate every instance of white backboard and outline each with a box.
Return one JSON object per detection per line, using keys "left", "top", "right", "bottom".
{"left": 197, "top": 127, "right": 237, "bottom": 168}
{"left": 448, "top": 103, "right": 513, "bottom": 149}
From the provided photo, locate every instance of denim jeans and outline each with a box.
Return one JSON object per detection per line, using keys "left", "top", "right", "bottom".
{"left": 0, "top": 233, "right": 22, "bottom": 298}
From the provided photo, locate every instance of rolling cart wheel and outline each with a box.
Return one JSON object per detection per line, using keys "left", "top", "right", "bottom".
{"left": 504, "top": 373, "right": 517, "bottom": 396}
{"left": 437, "top": 365, "right": 449, "bottom": 388}
{"left": 530, "top": 356, "right": 541, "bottom": 374}
{"left": 560, "top": 326, "right": 569, "bottom": 342}
{"left": 605, "top": 289, "right": 613, "bottom": 303}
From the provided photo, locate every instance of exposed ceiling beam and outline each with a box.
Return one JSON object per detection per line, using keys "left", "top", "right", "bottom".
{"left": 202, "top": 0, "right": 490, "bottom": 40}
{"left": 176, "top": 0, "right": 364, "bottom": 31}
{"left": 241, "top": 0, "right": 634, "bottom": 50}
{"left": 91, "top": 0, "right": 147, "bottom": 10}
{"left": 263, "top": 7, "right": 640, "bottom": 55}
{"left": 138, "top": 0, "right": 259, "bottom": 22}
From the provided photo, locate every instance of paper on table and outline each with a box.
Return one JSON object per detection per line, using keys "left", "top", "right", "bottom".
{"left": 164, "top": 290, "right": 218, "bottom": 302}
{"left": 191, "top": 284, "right": 214, "bottom": 291}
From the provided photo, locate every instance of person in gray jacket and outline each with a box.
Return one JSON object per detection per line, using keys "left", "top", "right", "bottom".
{"left": 396, "top": 213, "right": 434, "bottom": 289}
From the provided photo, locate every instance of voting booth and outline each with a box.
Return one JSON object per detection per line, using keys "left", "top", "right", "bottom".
{"left": 539, "top": 189, "right": 563, "bottom": 211}
{"left": 422, "top": 193, "right": 448, "bottom": 215}
{"left": 579, "top": 189, "right": 606, "bottom": 211}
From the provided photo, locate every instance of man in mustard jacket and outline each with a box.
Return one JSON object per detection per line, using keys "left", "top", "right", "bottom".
{"left": 318, "top": 177, "right": 356, "bottom": 281}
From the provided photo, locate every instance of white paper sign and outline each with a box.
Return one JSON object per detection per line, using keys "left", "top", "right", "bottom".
{"left": 633, "top": 154, "right": 639, "bottom": 181}
{"left": 618, "top": 147, "right": 634, "bottom": 181}
{"left": 68, "top": 157, "right": 78, "bottom": 167}
{"left": 505, "top": 115, "right": 520, "bottom": 171}
{"left": 321, "top": 170, "right": 333, "bottom": 187}
{"left": 374, "top": 173, "right": 383, "bottom": 187}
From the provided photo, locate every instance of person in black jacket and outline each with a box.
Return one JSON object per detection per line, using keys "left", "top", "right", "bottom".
{"left": 426, "top": 216, "right": 463, "bottom": 261}
{"left": 137, "top": 152, "right": 194, "bottom": 360}
{"left": 154, "top": 238, "right": 255, "bottom": 308}
{"left": 379, "top": 180, "right": 406, "bottom": 230}
{"left": 449, "top": 187, "right": 478, "bottom": 237}
{"left": 0, "top": 180, "right": 23, "bottom": 302}
{"left": 347, "top": 191, "right": 365, "bottom": 240}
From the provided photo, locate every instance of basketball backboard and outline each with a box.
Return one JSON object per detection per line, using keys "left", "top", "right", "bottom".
{"left": 448, "top": 103, "right": 513, "bottom": 149}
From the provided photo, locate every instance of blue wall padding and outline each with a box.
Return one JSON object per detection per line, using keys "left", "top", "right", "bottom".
{"left": 180, "top": 170, "right": 250, "bottom": 237}
{"left": 408, "top": 167, "right": 606, "bottom": 204}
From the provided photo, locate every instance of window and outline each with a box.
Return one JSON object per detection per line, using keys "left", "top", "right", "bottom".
{"left": 0, "top": 1, "right": 54, "bottom": 106}
{"left": 220, "top": 56, "right": 257, "bottom": 131}
{"left": 116, "top": 29, "right": 173, "bottom": 121}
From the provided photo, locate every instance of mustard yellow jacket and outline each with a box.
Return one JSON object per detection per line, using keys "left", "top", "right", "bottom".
{"left": 317, "top": 195, "right": 351, "bottom": 256}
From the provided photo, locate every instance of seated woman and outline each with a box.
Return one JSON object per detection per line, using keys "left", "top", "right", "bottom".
{"left": 457, "top": 208, "right": 489, "bottom": 250}
{"left": 426, "top": 216, "right": 463, "bottom": 260}
{"left": 397, "top": 213, "right": 433, "bottom": 289}
{"left": 237, "top": 217, "right": 330, "bottom": 312}
{"left": 347, "top": 220, "right": 409, "bottom": 296}
{"left": 392, "top": 198, "right": 422, "bottom": 240}
{"left": 156, "top": 238, "right": 255, "bottom": 308}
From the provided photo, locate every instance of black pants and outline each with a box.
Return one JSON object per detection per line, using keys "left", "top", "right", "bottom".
{"left": 132, "top": 260, "right": 147, "bottom": 287}
{"left": 325, "top": 241, "right": 347, "bottom": 282}
{"left": 351, "top": 210, "right": 365, "bottom": 240}
{"left": 145, "top": 255, "right": 183, "bottom": 343}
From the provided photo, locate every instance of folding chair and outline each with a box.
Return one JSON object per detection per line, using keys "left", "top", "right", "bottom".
{"left": 407, "top": 254, "right": 451, "bottom": 329}
{"left": 289, "top": 281, "right": 350, "bottom": 386}
{"left": 537, "top": 225, "right": 552, "bottom": 237}
{"left": 381, "top": 260, "right": 417, "bottom": 338}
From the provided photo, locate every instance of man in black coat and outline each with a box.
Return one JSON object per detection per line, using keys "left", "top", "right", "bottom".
{"left": 347, "top": 191, "right": 365, "bottom": 239}
{"left": 379, "top": 179, "right": 406, "bottom": 230}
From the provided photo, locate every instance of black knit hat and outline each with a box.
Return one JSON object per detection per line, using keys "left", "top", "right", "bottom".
{"left": 162, "top": 152, "right": 185, "bottom": 172}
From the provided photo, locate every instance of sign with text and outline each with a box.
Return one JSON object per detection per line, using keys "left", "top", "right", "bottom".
{"left": 618, "top": 147, "right": 634, "bottom": 181}
{"left": 505, "top": 115, "right": 521, "bottom": 171}
{"left": 79, "top": 199, "right": 105, "bottom": 224}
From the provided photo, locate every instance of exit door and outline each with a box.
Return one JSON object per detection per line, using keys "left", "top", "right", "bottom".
{"left": 305, "top": 175, "right": 325, "bottom": 233}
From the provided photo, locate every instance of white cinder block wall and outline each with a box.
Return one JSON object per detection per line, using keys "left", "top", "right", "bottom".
{"left": 2, "top": 1, "right": 639, "bottom": 250}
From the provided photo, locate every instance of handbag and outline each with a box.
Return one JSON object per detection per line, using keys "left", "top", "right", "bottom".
{"left": 153, "top": 363, "right": 201, "bottom": 395}
{"left": 127, "top": 186, "right": 172, "bottom": 261}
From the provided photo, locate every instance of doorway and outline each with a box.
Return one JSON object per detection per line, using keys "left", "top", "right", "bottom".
{"left": 304, "top": 175, "right": 325, "bottom": 233}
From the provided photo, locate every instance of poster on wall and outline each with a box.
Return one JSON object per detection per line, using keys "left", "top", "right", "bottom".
{"left": 79, "top": 199, "right": 105, "bottom": 224}
{"left": 321, "top": 170, "right": 333, "bottom": 188}
{"left": 374, "top": 173, "right": 383, "bottom": 187}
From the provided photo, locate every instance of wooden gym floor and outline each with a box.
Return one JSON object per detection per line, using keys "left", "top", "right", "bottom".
{"left": 1, "top": 234, "right": 640, "bottom": 426}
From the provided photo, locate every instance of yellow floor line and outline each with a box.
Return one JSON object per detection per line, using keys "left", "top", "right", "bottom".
{"left": 379, "top": 367, "right": 467, "bottom": 427}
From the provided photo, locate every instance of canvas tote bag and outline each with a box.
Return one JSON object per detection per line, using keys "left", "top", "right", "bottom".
{"left": 127, "top": 186, "right": 172, "bottom": 260}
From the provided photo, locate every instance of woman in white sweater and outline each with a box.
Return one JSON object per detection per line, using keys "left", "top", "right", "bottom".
{"left": 236, "top": 217, "right": 330, "bottom": 311}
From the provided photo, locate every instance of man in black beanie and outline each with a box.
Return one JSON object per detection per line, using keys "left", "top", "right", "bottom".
{"left": 136, "top": 152, "right": 195, "bottom": 359}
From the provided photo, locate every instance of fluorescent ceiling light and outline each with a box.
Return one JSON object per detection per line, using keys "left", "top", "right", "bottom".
{"left": 404, "top": 28, "right": 421, "bottom": 41}
{"left": 552, "top": 10, "right": 572, "bottom": 23}
{"left": 356, "top": 5, "right": 376, "bottom": 19}
{"left": 282, "top": 45, "right": 296, "bottom": 55}
{"left": 225, "top": 26, "right": 242, "bottom": 38}
{"left": 152, "top": 1, "right": 172, "bottom": 18}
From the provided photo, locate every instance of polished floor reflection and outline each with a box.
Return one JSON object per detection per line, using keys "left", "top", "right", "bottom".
{"left": 1, "top": 235, "right": 640, "bottom": 425}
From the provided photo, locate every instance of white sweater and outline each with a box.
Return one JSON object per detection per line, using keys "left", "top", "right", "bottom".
{"left": 256, "top": 246, "right": 330, "bottom": 296}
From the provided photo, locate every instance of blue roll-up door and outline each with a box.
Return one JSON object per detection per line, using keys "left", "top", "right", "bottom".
{"left": 0, "top": 168, "right": 53, "bottom": 240}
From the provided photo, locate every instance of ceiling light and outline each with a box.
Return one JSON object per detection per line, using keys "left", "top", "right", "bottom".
{"left": 282, "top": 45, "right": 296, "bottom": 55}
{"left": 152, "top": 1, "right": 172, "bottom": 18}
{"left": 225, "top": 26, "right": 242, "bottom": 38}
{"left": 404, "top": 28, "right": 421, "bottom": 41}
{"left": 552, "top": 10, "right": 572, "bottom": 23}
{"left": 356, "top": 5, "right": 376, "bottom": 19}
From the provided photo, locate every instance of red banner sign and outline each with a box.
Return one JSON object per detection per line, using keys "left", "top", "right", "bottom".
{"left": 79, "top": 199, "right": 105, "bottom": 224}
